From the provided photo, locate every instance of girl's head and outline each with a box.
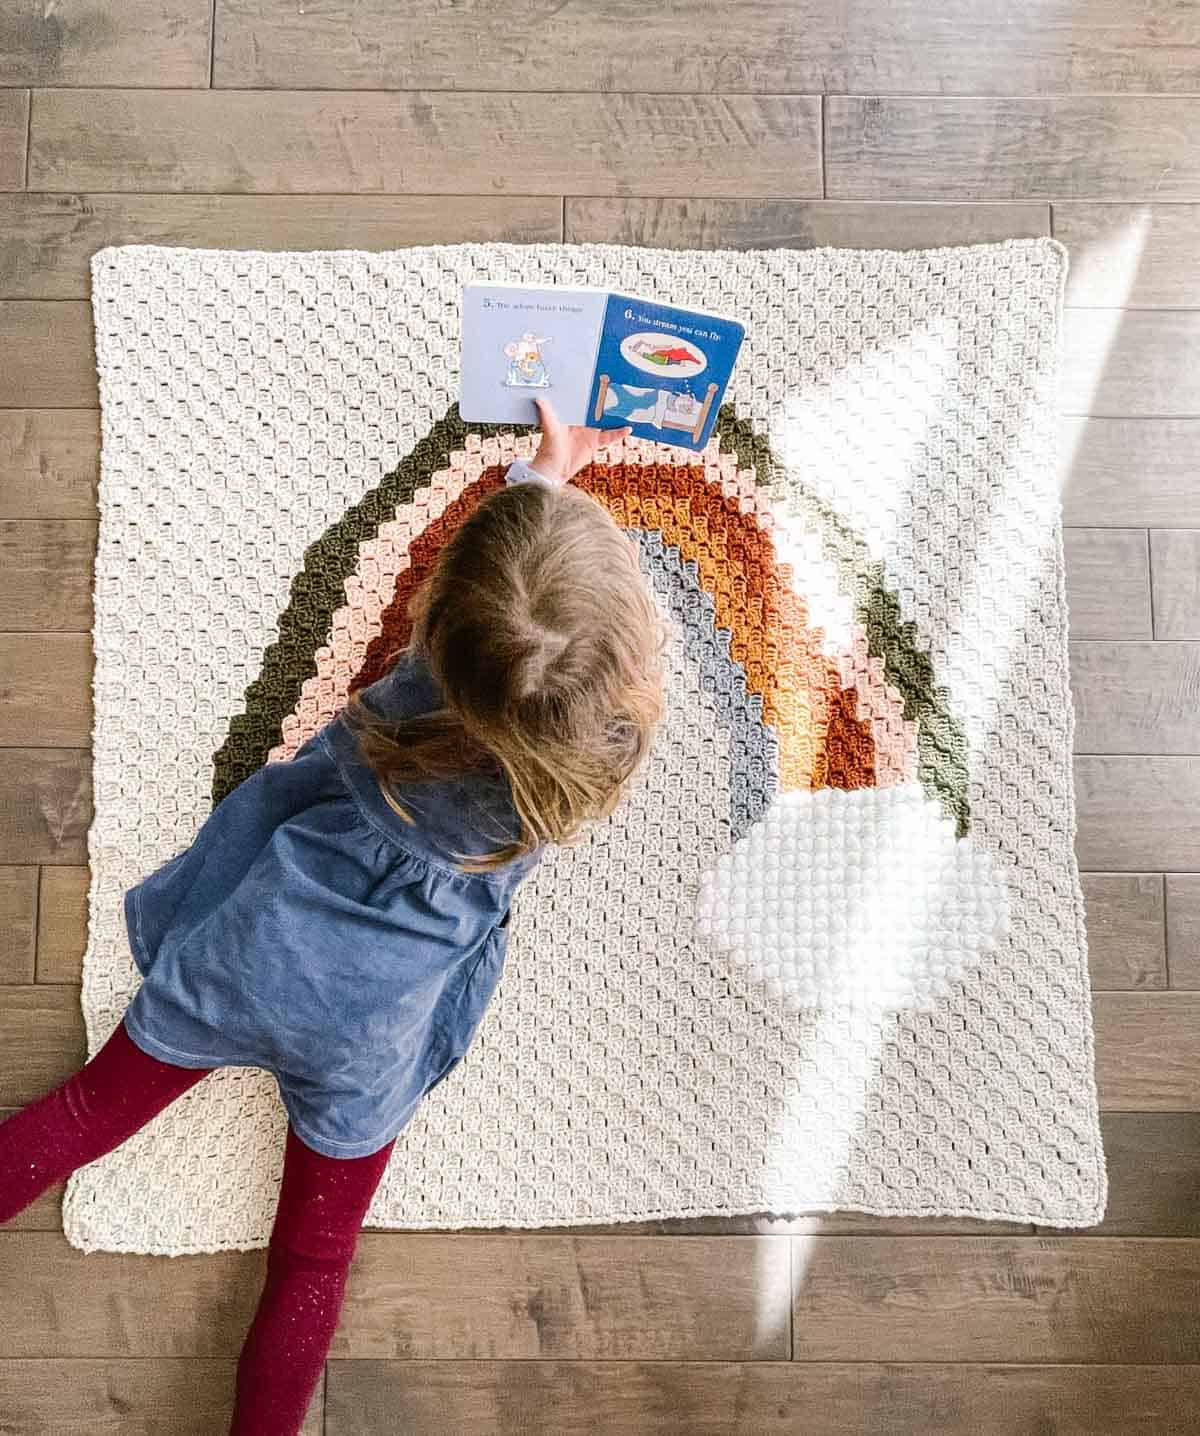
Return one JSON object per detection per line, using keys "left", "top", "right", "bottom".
{"left": 345, "top": 480, "right": 666, "bottom": 869}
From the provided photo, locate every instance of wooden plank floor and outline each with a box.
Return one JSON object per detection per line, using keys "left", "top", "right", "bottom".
{"left": 2, "top": 2, "right": 1199, "bottom": 1431}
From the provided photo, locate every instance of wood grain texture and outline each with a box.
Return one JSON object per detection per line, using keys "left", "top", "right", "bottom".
{"left": 1040, "top": 1114, "right": 1200, "bottom": 1237}
{"left": 565, "top": 198, "right": 1049, "bottom": 250}
{"left": 0, "top": 301, "right": 97, "bottom": 407}
{"left": 37, "top": 864, "right": 89, "bottom": 985}
{"left": 0, "top": 985, "right": 85, "bottom": 1106}
{"left": 324, "top": 1361, "right": 1200, "bottom": 1436}
{"left": 0, "top": 633, "right": 92, "bottom": 746}
{"left": 1060, "top": 418, "right": 1200, "bottom": 528}
{"left": 1063, "top": 529, "right": 1152, "bottom": 640}
{"left": 0, "top": 519, "right": 95, "bottom": 630}
{"left": 336, "top": 1235, "right": 791, "bottom": 1360}
{"left": 1079, "top": 873, "right": 1167, "bottom": 989}
{"left": 0, "top": 749, "right": 91, "bottom": 866}
{"left": 0, "top": 89, "right": 28, "bottom": 192}
{"left": 0, "top": 2, "right": 210, "bottom": 87}
{"left": 212, "top": 0, "right": 1200, "bottom": 95}
{"left": 0, "top": 410, "right": 99, "bottom": 520}
{"left": 1075, "top": 756, "right": 1200, "bottom": 871}
{"left": 0, "top": 1233, "right": 265, "bottom": 1357}
{"left": 0, "top": 193, "right": 562, "bottom": 299}
{"left": 1071, "top": 642, "right": 1200, "bottom": 754}
{"left": 1062, "top": 311, "right": 1200, "bottom": 417}
{"left": 1057, "top": 204, "right": 1200, "bottom": 308}
{"left": 0, "top": 1233, "right": 789, "bottom": 1360}
{"left": 0, "top": 1359, "right": 324, "bottom": 1434}
{"left": 28, "top": 90, "right": 822, "bottom": 198}
{"left": 1151, "top": 530, "right": 1200, "bottom": 638}
{"left": 1094, "top": 993, "right": 1200, "bottom": 1109}
{"left": 826, "top": 98, "right": 1200, "bottom": 201}
{"left": 790, "top": 1237, "right": 1200, "bottom": 1362}
{"left": 1166, "top": 874, "right": 1200, "bottom": 989}
{"left": 0, "top": 865, "right": 37, "bottom": 983}
{"left": 333, "top": 1234, "right": 792, "bottom": 1355}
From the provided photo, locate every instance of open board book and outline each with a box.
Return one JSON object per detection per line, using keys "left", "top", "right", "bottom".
{"left": 460, "top": 282, "right": 747, "bottom": 453}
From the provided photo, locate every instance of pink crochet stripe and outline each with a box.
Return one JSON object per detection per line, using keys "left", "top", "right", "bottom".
{"left": 270, "top": 434, "right": 536, "bottom": 761}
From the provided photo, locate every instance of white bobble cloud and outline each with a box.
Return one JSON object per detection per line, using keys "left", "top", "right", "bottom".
{"left": 695, "top": 783, "right": 1009, "bottom": 1011}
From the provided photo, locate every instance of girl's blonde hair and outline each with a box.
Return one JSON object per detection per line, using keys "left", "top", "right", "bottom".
{"left": 342, "top": 479, "right": 666, "bottom": 870}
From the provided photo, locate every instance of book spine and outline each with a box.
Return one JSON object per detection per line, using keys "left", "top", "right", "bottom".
{"left": 589, "top": 293, "right": 618, "bottom": 401}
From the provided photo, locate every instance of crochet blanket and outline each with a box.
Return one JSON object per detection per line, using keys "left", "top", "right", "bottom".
{"left": 66, "top": 239, "right": 1104, "bottom": 1254}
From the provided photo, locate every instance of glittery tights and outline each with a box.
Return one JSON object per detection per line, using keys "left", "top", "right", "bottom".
{"left": 0, "top": 1015, "right": 211, "bottom": 1224}
{"left": 229, "top": 1124, "right": 395, "bottom": 1434}
{"left": 0, "top": 1016, "right": 396, "bottom": 1435}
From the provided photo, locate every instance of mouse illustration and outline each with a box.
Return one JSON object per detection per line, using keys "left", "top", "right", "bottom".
{"left": 503, "top": 332, "right": 552, "bottom": 388}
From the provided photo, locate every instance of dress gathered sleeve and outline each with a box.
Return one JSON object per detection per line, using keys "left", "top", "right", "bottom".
{"left": 503, "top": 457, "right": 558, "bottom": 488}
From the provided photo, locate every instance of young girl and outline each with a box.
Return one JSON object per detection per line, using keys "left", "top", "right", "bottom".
{"left": 0, "top": 398, "right": 664, "bottom": 1434}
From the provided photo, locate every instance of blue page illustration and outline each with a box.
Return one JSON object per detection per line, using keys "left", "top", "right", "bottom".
{"left": 586, "top": 295, "right": 746, "bottom": 452}
{"left": 460, "top": 285, "right": 607, "bottom": 426}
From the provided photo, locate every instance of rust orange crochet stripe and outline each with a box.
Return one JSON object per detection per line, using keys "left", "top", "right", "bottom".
{"left": 577, "top": 461, "right": 877, "bottom": 791}
{"left": 349, "top": 460, "right": 877, "bottom": 793}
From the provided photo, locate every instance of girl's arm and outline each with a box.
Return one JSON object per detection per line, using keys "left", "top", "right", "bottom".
{"left": 506, "top": 397, "right": 631, "bottom": 488}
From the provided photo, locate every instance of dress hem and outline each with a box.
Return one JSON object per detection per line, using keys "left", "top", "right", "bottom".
{"left": 122, "top": 1013, "right": 410, "bottom": 1161}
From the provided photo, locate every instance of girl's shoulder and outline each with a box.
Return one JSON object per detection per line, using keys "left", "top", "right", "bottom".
{"left": 352, "top": 648, "right": 443, "bottom": 724}
{"left": 327, "top": 652, "right": 540, "bottom": 885}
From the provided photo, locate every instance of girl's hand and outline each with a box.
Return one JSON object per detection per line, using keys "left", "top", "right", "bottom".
{"left": 531, "top": 397, "right": 632, "bottom": 483}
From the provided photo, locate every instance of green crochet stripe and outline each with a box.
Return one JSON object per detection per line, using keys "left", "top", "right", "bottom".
{"left": 210, "top": 406, "right": 535, "bottom": 805}
{"left": 213, "top": 401, "right": 970, "bottom": 838}
{"left": 714, "top": 405, "right": 971, "bottom": 837}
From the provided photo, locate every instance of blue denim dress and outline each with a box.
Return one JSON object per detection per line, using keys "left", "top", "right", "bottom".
{"left": 121, "top": 648, "right": 541, "bottom": 1160}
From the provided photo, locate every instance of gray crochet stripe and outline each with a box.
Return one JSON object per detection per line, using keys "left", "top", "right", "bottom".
{"left": 633, "top": 527, "right": 778, "bottom": 841}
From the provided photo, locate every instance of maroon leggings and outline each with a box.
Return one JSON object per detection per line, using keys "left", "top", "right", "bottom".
{"left": 0, "top": 1017, "right": 395, "bottom": 1435}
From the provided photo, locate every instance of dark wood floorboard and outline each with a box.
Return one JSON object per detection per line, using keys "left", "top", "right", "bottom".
{"left": 825, "top": 97, "right": 1200, "bottom": 201}
{"left": 0, "top": 863, "right": 37, "bottom": 982}
{"left": 0, "top": 300, "right": 96, "bottom": 406}
{"left": 789, "top": 1237, "right": 1200, "bottom": 1362}
{"left": 1079, "top": 873, "right": 1168, "bottom": 990}
{"left": 0, "top": 1360, "right": 323, "bottom": 1434}
{"left": 0, "top": 409, "right": 98, "bottom": 517}
{"left": 0, "top": 194, "right": 562, "bottom": 299}
{"left": 210, "top": 0, "right": 1200, "bottom": 95}
{"left": 0, "top": 88, "right": 28, "bottom": 190}
{"left": 0, "top": 749, "right": 92, "bottom": 866}
{"left": 325, "top": 1361, "right": 1200, "bottom": 1436}
{"left": 27, "top": 90, "right": 823, "bottom": 198}
{"left": 564, "top": 198, "right": 1052, "bottom": 251}
{"left": 1167, "top": 875, "right": 1200, "bottom": 989}
{"left": 0, "top": 2, "right": 210, "bottom": 87}
{"left": 1076, "top": 757, "right": 1200, "bottom": 870}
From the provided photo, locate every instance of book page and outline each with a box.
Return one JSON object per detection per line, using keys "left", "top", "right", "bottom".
{"left": 460, "top": 284, "right": 608, "bottom": 426}
{"left": 586, "top": 294, "right": 746, "bottom": 452}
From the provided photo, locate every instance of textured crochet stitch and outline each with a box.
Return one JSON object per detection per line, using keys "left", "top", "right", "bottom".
{"left": 65, "top": 239, "right": 1104, "bottom": 1255}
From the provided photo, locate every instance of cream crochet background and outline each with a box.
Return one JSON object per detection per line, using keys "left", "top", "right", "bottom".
{"left": 64, "top": 239, "right": 1105, "bottom": 1254}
